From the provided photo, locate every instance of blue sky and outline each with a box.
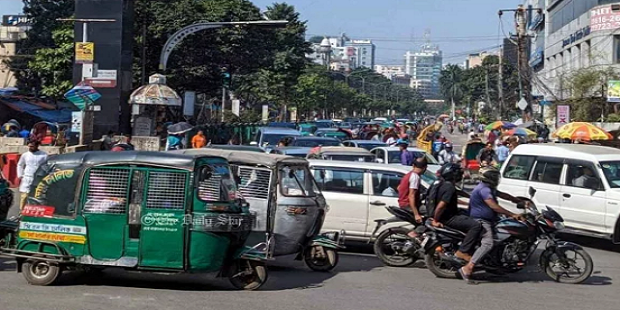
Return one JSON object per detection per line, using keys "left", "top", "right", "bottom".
{"left": 1, "top": 0, "right": 523, "bottom": 65}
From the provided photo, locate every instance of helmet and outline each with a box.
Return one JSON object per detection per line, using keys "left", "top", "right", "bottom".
{"left": 444, "top": 143, "right": 453, "bottom": 149}
{"left": 438, "top": 163, "right": 463, "bottom": 183}
{"left": 396, "top": 138, "right": 408, "bottom": 147}
{"left": 479, "top": 166, "right": 501, "bottom": 187}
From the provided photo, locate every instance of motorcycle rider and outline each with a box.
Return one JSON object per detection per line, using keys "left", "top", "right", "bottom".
{"left": 437, "top": 143, "right": 461, "bottom": 165}
{"left": 429, "top": 163, "right": 482, "bottom": 262}
{"left": 459, "top": 166, "right": 525, "bottom": 281}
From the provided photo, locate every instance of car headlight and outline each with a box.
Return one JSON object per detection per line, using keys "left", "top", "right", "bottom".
{"left": 553, "top": 221, "right": 565, "bottom": 230}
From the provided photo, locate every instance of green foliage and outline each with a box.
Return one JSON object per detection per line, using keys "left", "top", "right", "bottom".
{"left": 27, "top": 24, "right": 74, "bottom": 99}
{"left": 439, "top": 55, "right": 519, "bottom": 120}
{"left": 555, "top": 67, "right": 620, "bottom": 121}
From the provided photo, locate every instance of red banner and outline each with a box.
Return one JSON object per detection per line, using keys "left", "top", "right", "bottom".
{"left": 21, "top": 205, "right": 55, "bottom": 218}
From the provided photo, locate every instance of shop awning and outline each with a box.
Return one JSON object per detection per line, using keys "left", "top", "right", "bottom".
{"left": 0, "top": 98, "right": 78, "bottom": 123}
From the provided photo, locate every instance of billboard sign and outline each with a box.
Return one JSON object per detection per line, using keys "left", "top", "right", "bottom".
{"left": 2, "top": 15, "right": 32, "bottom": 27}
{"left": 608, "top": 80, "right": 620, "bottom": 102}
{"left": 591, "top": 6, "right": 620, "bottom": 32}
{"left": 557, "top": 105, "right": 570, "bottom": 127}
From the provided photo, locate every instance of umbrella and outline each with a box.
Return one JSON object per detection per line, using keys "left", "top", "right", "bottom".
{"left": 505, "top": 128, "right": 537, "bottom": 139}
{"left": 167, "top": 122, "right": 193, "bottom": 135}
{"left": 438, "top": 114, "right": 450, "bottom": 119}
{"left": 552, "top": 122, "right": 612, "bottom": 141}
{"left": 64, "top": 85, "right": 101, "bottom": 110}
{"left": 485, "top": 121, "right": 516, "bottom": 131}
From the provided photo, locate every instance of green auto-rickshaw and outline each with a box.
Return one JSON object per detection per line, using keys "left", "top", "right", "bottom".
{"left": 0, "top": 151, "right": 268, "bottom": 290}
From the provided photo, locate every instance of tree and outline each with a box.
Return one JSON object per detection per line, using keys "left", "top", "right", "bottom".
{"left": 7, "top": 0, "right": 74, "bottom": 94}
{"left": 439, "top": 64, "right": 463, "bottom": 118}
{"left": 556, "top": 66, "right": 620, "bottom": 121}
{"left": 28, "top": 23, "right": 74, "bottom": 99}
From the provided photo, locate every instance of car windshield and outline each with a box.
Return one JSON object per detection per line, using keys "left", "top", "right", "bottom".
{"left": 299, "top": 126, "right": 314, "bottom": 133}
{"left": 421, "top": 169, "right": 438, "bottom": 185}
{"left": 327, "top": 154, "right": 374, "bottom": 162}
{"left": 292, "top": 139, "right": 341, "bottom": 147}
{"left": 279, "top": 166, "right": 320, "bottom": 196}
{"left": 262, "top": 133, "right": 295, "bottom": 146}
{"left": 600, "top": 161, "right": 620, "bottom": 188}
{"left": 387, "top": 150, "right": 439, "bottom": 164}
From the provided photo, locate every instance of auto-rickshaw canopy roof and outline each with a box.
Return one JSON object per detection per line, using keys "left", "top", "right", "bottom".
{"left": 173, "top": 149, "right": 309, "bottom": 167}
{"left": 46, "top": 151, "right": 219, "bottom": 171}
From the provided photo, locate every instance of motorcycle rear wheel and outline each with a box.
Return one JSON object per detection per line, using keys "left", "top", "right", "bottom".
{"left": 373, "top": 228, "right": 418, "bottom": 267}
{"left": 424, "top": 246, "right": 458, "bottom": 279}
{"left": 541, "top": 247, "right": 593, "bottom": 284}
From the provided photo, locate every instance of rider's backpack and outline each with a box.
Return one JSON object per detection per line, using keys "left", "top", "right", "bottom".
{"left": 424, "top": 180, "right": 443, "bottom": 219}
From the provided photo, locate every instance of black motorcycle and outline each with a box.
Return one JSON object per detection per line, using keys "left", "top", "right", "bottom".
{"left": 371, "top": 206, "right": 425, "bottom": 267}
{"left": 421, "top": 187, "right": 594, "bottom": 284}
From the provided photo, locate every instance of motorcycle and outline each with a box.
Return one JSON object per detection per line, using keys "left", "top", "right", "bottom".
{"left": 370, "top": 206, "right": 425, "bottom": 267}
{"left": 421, "top": 186, "right": 594, "bottom": 284}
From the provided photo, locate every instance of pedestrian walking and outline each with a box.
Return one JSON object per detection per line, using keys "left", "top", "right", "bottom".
{"left": 17, "top": 141, "right": 48, "bottom": 210}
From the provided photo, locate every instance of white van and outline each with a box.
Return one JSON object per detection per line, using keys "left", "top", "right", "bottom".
{"left": 308, "top": 160, "right": 437, "bottom": 241}
{"left": 499, "top": 144, "right": 620, "bottom": 243}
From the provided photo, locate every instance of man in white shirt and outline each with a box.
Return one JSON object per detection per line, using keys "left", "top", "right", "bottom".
{"left": 17, "top": 141, "right": 48, "bottom": 209}
{"left": 438, "top": 143, "right": 461, "bottom": 165}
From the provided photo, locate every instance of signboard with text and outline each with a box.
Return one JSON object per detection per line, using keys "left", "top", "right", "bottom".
{"left": 591, "top": 6, "right": 620, "bottom": 32}
{"left": 557, "top": 105, "right": 570, "bottom": 127}
{"left": 75, "top": 42, "right": 94, "bottom": 64}
{"left": 1, "top": 15, "right": 32, "bottom": 26}
{"left": 608, "top": 80, "right": 620, "bottom": 102}
{"left": 84, "top": 69, "right": 117, "bottom": 88}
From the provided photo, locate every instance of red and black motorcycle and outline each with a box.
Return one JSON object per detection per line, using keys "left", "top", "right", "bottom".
{"left": 421, "top": 186, "right": 594, "bottom": 284}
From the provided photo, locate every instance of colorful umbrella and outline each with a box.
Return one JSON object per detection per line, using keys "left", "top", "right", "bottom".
{"left": 552, "top": 122, "right": 612, "bottom": 141}
{"left": 64, "top": 85, "right": 101, "bottom": 110}
{"left": 506, "top": 128, "right": 537, "bottom": 139}
{"left": 485, "top": 121, "right": 516, "bottom": 131}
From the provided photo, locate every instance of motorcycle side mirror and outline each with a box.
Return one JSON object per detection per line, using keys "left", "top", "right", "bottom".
{"left": 528, "top": 186, "right": 536, "bottom": 197}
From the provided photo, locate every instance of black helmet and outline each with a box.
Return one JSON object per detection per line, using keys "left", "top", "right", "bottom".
{"left": 438, "top": 163, "right": 463, "bottom": 183}
{"left": 479, "top": 166, "right": 501, "bottom": 187}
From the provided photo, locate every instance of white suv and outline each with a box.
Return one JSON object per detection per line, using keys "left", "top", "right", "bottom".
{"left": 499, "top": 144, "right": 620, "bottom": 243}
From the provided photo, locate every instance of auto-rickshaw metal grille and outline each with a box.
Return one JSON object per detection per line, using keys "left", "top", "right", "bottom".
{"left": 146, "top": 171, "right": 186, "bottom": 209}
{"left": 236, "top": 166, "right": 271, "bottom": 200}
{"left": 84, "top": 168, "right": 130, "bottom": 214}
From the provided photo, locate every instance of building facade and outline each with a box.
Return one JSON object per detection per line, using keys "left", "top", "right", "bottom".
{"left": 0, "top": 16, "right": 29, "bottom": 88}
{"left": 534, "top": 0, "right": 620, "bottom": 101}
{"left": 404, "top": 43, "right": 443, "bottom": 99}
{"left": 307, "top": 35, "right": 376, "bottom": 71}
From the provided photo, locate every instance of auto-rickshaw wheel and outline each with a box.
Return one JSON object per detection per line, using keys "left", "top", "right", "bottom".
{"left": 22, "top": 259, "right": 61, "bottom": 286}
{"left": 303, "top": 245, "right": 338, "bottom": 272}
{"left": 228, "top": 260, "right": 268, "bottom": 291}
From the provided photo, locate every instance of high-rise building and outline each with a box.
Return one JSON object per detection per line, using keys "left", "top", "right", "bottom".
{"left": 404, "top": 43, "right": 443, "bottom": 99}
{"left": 306, "top": 34, "right": 376, "bottom": 70}
{"left": 344, "top": 40, "right": 376, "bottom": 69}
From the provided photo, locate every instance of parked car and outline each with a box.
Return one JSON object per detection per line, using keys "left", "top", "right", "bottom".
{"left": 314, "top": 120, "right": 336, "bottom": 128}
{"left": 369, "top": 146, "right": 441, "bottom": 172}
{"left": 342, "top": 140, "right": 387, "bottom": 151}
{"left": 306, "top": 146, "right": 375, "bottom": 162}
{"left": 499, "top": 144, "right": 620, "bottom": 243}
{"left": 268, "top": 146, "right": 313, "bottom": 158}
{"left": 297, "top": 123, "right": 317, "bottom": 136}
{"left": 339, "top": 122, "right": 352, "bottom": 130}
{"left": 250, "top": 127, "right": 301, "bottom": 149}
{"left": 287, "top": 136, "right": 342, "bottom": 148}
{"left": 308, "top": 160, "right": 437, "bottom": 241}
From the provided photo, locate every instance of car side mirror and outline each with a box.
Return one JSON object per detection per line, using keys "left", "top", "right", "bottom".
{"left": 250, "top": 141, "right": 258, "bottom": 145}
{"left": 528, "top": 186, "right": 536, "bottom": 197}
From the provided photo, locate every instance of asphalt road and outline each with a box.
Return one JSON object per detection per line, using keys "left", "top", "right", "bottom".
{"left": 2, "top": 131, "right": 618, "bottom": 310}
{"left": 0, "top": 237, "right": 618, "bottom": 310}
